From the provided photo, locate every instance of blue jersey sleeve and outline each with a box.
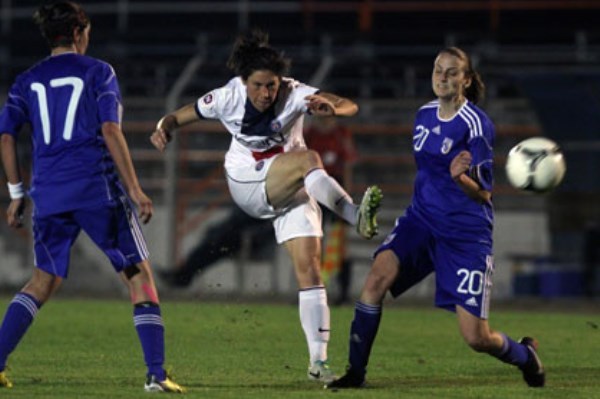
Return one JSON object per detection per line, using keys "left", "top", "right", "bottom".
{"left": 468, "top": 118, "right": 494, "bottom": 192}
{"left": 93, "top": 62, "right": 122, "bottom": 124}
{"left": 0, "top": 80, "right": 29, "bottom": 137}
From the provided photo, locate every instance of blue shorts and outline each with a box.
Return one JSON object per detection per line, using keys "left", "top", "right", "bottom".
{"left": 374, "top": 212, "right": 494, "bottom": 319}
{"left": 32, "top": 195, "right": 149, "bottom": 278}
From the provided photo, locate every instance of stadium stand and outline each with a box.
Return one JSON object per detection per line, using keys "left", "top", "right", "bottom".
{"left": 0, "top": 1, "right": 599, "bottom": 297}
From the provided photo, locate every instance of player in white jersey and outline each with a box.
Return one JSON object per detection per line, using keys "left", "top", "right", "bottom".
{"left": 150, "top": 30, "right": 382, "bottom": 383}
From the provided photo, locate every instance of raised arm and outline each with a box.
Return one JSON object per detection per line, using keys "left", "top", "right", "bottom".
{"left": 305, "top": 92, "right": 359, "bottom": 117}
{"left": 102, "top": 121, "right": 153, "bottom": 223}
{"left": 0, "top": 133, "right": 26, "bottom": 228}
{"left": 150, "top": 103, "right": 200, "bottom": 152}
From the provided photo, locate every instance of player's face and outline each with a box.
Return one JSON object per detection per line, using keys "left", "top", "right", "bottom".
{"left": 432, "top": 53, "right": 471, "bottom": 102}
{"left": 74, "top": 24, "right": 91, "bottom": 55}
{"left": 244, "top": 70, "right": 281, "bottom": 112}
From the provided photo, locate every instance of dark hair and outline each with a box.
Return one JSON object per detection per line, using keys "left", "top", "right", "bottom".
{"left": 33, "top": 1, "right": 90, "bottom": 49}
{"left": 438, "top": 47, "right": 485, "bottom": 104}
{"left": 226, "top": 29, "right": 290, "bottom": 80}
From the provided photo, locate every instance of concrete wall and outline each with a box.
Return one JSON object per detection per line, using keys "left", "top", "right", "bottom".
{"left": 0, "top": 208, "right": 550, "bottom": 301}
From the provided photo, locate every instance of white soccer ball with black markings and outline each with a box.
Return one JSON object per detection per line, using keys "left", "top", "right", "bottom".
{"left": 505, "top": 137, "right": 566, "bottom": 193}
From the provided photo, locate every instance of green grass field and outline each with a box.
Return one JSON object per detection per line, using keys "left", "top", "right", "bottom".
{"left": 0, "top": 298, "right": 597, "bottom": 398}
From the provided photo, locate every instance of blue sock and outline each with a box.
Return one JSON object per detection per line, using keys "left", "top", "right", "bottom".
{"left": 348, "top": 301, "right": 382, "bottom": 378}
{"left": 133, "top": 303, "right": 165, "bottom": 380}
{"left": 0, "top": 292, "right": 42, "bottom": 371}
{"left": 494, "top": 333, "right": 529, "bottom": 367}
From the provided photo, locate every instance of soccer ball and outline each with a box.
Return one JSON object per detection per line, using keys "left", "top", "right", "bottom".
{"left": 505, "top": 137, "right": 566, "bottom": 193}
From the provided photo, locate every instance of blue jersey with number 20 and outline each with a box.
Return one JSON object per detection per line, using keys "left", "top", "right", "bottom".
{"left": 409, "top": 99, "right": 495, "bottom": 245}
{"left": 373, "top": 99, "right": 496, "bottom": 318}
{"left": 0, "top": 52, "right": 123, "bottom": 217}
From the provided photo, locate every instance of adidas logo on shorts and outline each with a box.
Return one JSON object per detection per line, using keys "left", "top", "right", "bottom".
{"left": 465, "top": 297, "right": 479, "bottom": 307}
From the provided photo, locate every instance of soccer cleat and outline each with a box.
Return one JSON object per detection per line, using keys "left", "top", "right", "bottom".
{"left": 356, "top": 185, "right": 383, "bottom": 239}
{"left": 144, "top": 374, "right": 186, "bottom": 393}
{"left": 0, "top": 371, "right": 13, "bottom": 388}
{"left": 307, "top": 360, "right": 336, "bottom": 384}
{"left": 518, "top": 337, "right": 545, "bottom": 387}
{"left": 325, "top": 368, "right": 365, "bottom": 389}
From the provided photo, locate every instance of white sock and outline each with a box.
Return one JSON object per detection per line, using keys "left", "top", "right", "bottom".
{"left": 299, "top": 286, "right": 330, "bottom": 364}
{"left": 304, "top": 168, "right": 357, "bottom": 225}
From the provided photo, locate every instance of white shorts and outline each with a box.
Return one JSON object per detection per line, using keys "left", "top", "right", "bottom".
{"left": 226, "top": 157, "right": 323, "bottom": 244}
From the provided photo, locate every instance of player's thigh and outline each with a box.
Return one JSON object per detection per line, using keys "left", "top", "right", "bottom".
{"left": 227, "top": 157, "right": 277, "bottom": 218}
{"left": 273, "top": 193, "right": 322, "bottom": 244}
{"left": 375, "top": 214, "right": 435, "bottom": 299}
{"left": 74, "top": 197, "right": 149, "bottom": 272}
{"left": 266, "top": 151, "right": 314, "bottom": 208}
{"left": 278, "top": 196, "right": 323, "bottom": 287}
{"left": 33, "top": 212, "right": 81, "bottom": 278}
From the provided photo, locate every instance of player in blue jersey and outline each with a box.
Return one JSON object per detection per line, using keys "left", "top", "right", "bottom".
{"left": 0, "top": 1, "right": 184, "bottom": 392}
{"left": 327, "top": 47, "right": 545, "bottom": 389}
{"left": 150, "top": 30, "right": 382, "bottom": 383}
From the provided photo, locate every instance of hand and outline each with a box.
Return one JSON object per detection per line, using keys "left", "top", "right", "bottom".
{"left": 150, "top": 128, "right": 172, "bottom": 152}
{"left": 7, "top": 198, "right": 25, "bottom": 228}
{"left": 450, "top": 150, "right": 472, "bottom": 180}
{"left": 305, "top": 94, "right": 335, "bottom": 116}
{"left": 128, "top": 188, "right": 153, "bottom": 224}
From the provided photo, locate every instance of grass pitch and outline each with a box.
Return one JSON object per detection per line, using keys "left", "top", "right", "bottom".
{"left": 0, "top": 298, "right": 597, "bottom": 398}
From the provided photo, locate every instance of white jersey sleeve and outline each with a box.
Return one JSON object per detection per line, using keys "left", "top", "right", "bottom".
{"left": 195, "top": 85, "right": 234, "bottom": 120}
{"left": 280, "top": 78, "right": 319, "bottom": 115}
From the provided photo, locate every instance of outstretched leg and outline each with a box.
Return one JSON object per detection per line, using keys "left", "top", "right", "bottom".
{"left": 456, "top": 306, "right": 545, "bottom": 387}
{"left": 304, "top": 170, "right": 382, "bottom": 239}
{"left": 267, "top": 150, "right": 382, "bottom": 239}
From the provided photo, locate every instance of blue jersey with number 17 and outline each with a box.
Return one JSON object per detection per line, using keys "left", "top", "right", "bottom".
{"left": 408, "top": 99, "right": 495, "bottom": 245}
{"left": 0, "top": 52, "right": 123, "bottom": 217}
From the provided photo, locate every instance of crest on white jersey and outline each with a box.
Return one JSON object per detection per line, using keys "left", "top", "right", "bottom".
{"left": 270, "top": 120, "right": 282, "bottom": 133}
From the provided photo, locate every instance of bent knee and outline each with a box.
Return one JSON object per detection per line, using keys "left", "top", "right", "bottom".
{"left": 123, "top": 262, "right": 155, "bottom": 289}
{"left": 23, "top": 272, "right": 61, "bottom": 303}
{"left": 305, "top": 149, "right": 321, "bottom": 163}
{"left": 294, "top": 257, "right": 322, "bottom": 288}
{"left": 302, "top": 150, "right": 323, "bottom": 171}
{"left": 361, "top": 273, "right": 392, "bottom": 302}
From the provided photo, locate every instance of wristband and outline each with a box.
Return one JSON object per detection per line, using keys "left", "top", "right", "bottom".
{"left": 156, "top": 116, "right": 171, "bottom": 133}
{"left": 7, "top": 182, "right": 24, "bottom": 199}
